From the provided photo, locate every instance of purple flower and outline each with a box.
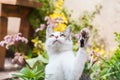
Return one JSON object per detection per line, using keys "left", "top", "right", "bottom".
{"left": 4, "top": 35, "right": 10, "bottom": 40}
{"left": 49, "top": 23, "right": 57, "bottom": 28}
{"left": 21, "top": 37, "right": 28, "bottom": 44}
{"left": 39, "top": 24, "right": 46, "bottom": 30}
{"left": 0, "top": 41, "right": 6, "bottom": 47}
{"left": 55, "top": 17, "right": 63, "bottom": 23}
{"left": 35, "top": 28, "right": 41, "bottom": 33}
{"left": 0, "top": 33, "right": 28, "bottom": 49}
{"left": 74, "top": 33, "right": 81, "bottom": 39}
{"left": 35, "top": 24, "right": 46, "bottom": 32}
{"left": 47, "top": 20, "right": 51, "bottom": 25}
{"left": 17, "top": 33, "right": 22, "bottom": 36}
{"left": 44, "top": 16, "right": 50, "bottom": 21}
{"left": 15, "top": 36, "right": 20, "bottom": 41}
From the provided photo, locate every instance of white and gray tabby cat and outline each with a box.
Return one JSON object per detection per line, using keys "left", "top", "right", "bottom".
{"left": 45, "top": 25, "right": 89, "bottom": 80}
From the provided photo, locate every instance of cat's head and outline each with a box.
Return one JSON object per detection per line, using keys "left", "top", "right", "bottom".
{"left": 45, "top": 25, "right": 73, "bottom": 52}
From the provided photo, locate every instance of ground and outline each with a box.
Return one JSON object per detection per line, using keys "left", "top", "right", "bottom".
{"left": 0, "top": 58, "right": 21, "bottom": 80}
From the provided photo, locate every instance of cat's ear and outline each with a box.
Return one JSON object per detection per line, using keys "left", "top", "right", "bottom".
{"left": 46, "top": 26, "right": 53, "bottom": 38}
{"left": 64, "top": 25, "right": 72, "bottom": 40}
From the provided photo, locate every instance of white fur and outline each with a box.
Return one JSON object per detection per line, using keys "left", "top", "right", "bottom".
{"left": 45, "top": 26, "right": 88, "bottom": 80}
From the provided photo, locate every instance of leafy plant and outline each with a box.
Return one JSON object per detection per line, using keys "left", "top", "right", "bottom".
{"left": 90, "top": 33, "right": 120, "bottom": 80}
{"left": 12, "top": 55, "right": 48, "bottom": 80}
{"left": 12, "top": 64, "right": 45, "bottom": 80}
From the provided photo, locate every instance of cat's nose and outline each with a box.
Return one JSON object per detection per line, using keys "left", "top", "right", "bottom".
{"left": 55, "top": 36, "right": 58, "bottom": 38}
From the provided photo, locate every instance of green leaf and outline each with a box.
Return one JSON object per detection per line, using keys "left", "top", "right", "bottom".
{"left": 26, "top": 54, "right": 48, "bottom": 68}
{"left": 20, "top": 67, "right": 35, "bottom": 78}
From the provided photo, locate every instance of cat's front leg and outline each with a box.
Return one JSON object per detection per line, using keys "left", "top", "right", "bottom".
{"left": 71, "top": 28, "right": 89, "bottom": 80}
{"left": 45, "top": 63, "right": 64, "bottom": 80}
{"left": 45, "top": 64, "right": 57, "bottom": 80}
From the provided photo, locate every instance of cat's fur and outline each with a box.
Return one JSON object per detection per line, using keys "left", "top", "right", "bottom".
{"left": 45, "top": 26, "right": 89, "bottom": 80}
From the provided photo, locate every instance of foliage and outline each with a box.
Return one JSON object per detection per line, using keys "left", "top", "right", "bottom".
{"left": 12, "top": 62, "right": 46, "bottom": 80}
{"left": 29, "top": 0, "right": 54, "bottom": 29}
{"left": 90, "top": 33, "right": 120, "bottom": 80}
{"left": 12, "top": 52, "right": 48, "bottom": 80}
{"left": 35, "top": 0, "right": 69, "bottom": 33}
{"left": 29, "top": 0, "right": 54, "bottom": 42}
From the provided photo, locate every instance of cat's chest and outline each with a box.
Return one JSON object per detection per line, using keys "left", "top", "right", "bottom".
{"left": 46, "top": 52, "right": 74, "bottom": 72}
{"left": 45, "top": 59, "right": 63, "bottom": 77}
{"left": 49, "top": 51, "right": 74, "bottom": 63}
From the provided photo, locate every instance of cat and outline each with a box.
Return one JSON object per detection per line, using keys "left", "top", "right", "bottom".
{"left": 45, "top": 25, "right": 89, "bottom": 80}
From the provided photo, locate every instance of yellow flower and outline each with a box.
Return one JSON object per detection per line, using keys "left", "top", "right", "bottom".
{"left": 55, "top": 4, "right": 62, "bottom": 10}
{"left": 63, "top": 17, "right": 68, "bottom": 24}
{"left": 99, "top": 49, "right": 105, "bottom": 55}
{"left": 55, "top": 0, "right": 64, "bottom": 8}
{"left": 32, "top": 37, "right": 45, "bottom": 55}
{"left": 54, "top": 23, "right": 67, "bottom": 32}
{"left": 49, "top": 0, "right": 68, "bottom": 32}
{"left": 99, "top": 45, "right": 105, "bottom": 55}
{"left": 33, "top": 47, "right": 40, "bottom": 55}
{"left": 50, "top": 14, "right": 58, "bottom": 19}
{"left": 94, "top": 47, "right": 99, "bottom": 52}
{"left": 42, "top": 43, "right": 45, "bottom": 49}
{"left": 31, "top": 37, "right": 41, "bottom": 47}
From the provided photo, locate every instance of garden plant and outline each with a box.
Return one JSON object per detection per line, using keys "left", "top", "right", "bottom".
{"left": 0, "top": 0, "right": 120, "bottom": 80}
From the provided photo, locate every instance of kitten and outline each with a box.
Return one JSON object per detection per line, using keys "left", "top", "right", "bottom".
{"left": 45, "top": 26, "right": 89, "bottom": 80}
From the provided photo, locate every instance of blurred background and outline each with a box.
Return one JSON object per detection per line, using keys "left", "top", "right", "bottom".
{"left": 8, "top": 0, "right": 120, "bottom": 52}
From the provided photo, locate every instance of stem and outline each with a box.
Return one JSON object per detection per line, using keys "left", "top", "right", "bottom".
{"left": 93, "top": 52, "right": 109, "bottom": 64}
{"left": 23, "top": 58, "right": 32, "bottom": 69}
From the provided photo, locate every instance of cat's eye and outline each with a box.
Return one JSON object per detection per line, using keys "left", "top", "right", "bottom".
{"left": 60, "top": 34, "right": 66, "bottom": 37}
{"left": 49, "top": 34, "right": 54, "bottom": 37}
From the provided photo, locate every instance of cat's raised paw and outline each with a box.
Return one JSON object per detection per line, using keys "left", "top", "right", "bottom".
{"left": 79, "top": 28, "right": 90, "bottom": 48}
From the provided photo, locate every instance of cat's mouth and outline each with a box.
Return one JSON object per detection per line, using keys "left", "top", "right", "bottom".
{"left": 53, "top": 40, "right": 61, "bottom": 44}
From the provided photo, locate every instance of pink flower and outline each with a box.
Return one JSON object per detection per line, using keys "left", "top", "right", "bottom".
{"left": 6, "top": 42, "right": 14, "bottom": 49}
{"left": 4, "top": 35, "right": 10, "bottom": 40}
{"left": 21, "top": 37, "right": 28, "bottom": 44}
{"left": 55, "top": 17, "right": 63, "bottom": 23}
{"left": 35, "top": 28, "right": 41, "bottom": 33}
{"left": 0, "top": 41, "right": 6, "bottom": 47}
{"left": 49, "top": 23, "right": 57, "bottom": 28}
{"left": 74, "top": 33, "right": 81, "bottom": 39}
{"left": 35, "top": 24, "right": 46, "bottom": 32}
{"left": 44, "top": 16, "right": 50, "bottom": 21}
{"left": 17, "top": 33, "right": 22, "bottom": 36}
{"left": 47, "top": 20, "right": 51, "bottom": 25}
{"left": 15, "top": 36, "right": 21, "bottom": 41}
{"left": 39, "top": 24, "right": 46, "bottom": 30}
{"left": 0, "top": 33, "right": 28, "bottom": 49}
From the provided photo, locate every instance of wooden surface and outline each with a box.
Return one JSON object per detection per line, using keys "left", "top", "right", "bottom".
{"left": 19, "top": 17, "right": 31, "bottom": 38}
{"left": 0, "top": 0, "right": 42, "bottom": 8}
{"left": 0, "top": 17, "right": 8, "bottom": 70}
{"left": 0, "top": 4, "right": 32, "bottom": 17}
